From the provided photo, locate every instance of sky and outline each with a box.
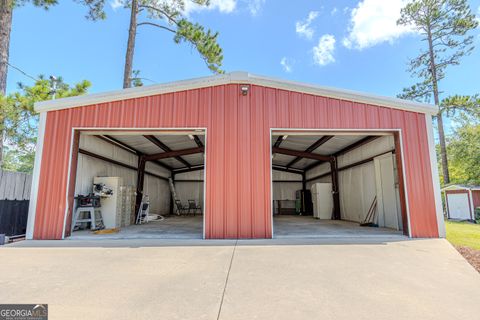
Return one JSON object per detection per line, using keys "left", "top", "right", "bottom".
{"left": 6, "top": 0, "right": 480, "bottom": 110}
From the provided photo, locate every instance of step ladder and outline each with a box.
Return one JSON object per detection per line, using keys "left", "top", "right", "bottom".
{"left": 168, "top": 177, "right": 181, "bottom": 215}
{"left": 72, "top": 206, "right": 104, "bottom": 231}
{"left": 136, "top": 196, "right": 150, "bottom": 225}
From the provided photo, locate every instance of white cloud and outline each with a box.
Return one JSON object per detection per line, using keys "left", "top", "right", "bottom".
{"left": 280, "top": 57, "right": 294, "bottom": 73}
{"left": 110, "top": 0, "right": 263, "bottom": 17}
{"left": 343, "top": 0, "right": 414, "bottom": 50}
{"left": 331, "top": 7, "right": 338, "bottom": 16}
{"left": 313, "top": 34, "right": 336, "bottom": 66}
{"left": 110, "top": 0, "right": 123, "bottom": 10}
{"left": 184, "top": 0, "right": 237, "bottom": 15}
{"left": 248, "top": 0, "right": 266, "bottom": 16}
{"left": 295, "top": 11, "right": 320, "bottom": 40}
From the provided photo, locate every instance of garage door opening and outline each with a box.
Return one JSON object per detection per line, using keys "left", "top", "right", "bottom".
{"left": 271, "top": 131, "right": 409, "bottom": 238}
{"left": 64, "top": 129, "right": 206, "bottom": 240}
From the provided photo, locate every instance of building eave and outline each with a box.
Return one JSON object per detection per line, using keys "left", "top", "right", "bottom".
{"left": 34, "top": 71, "right": 438, "bottom": 115}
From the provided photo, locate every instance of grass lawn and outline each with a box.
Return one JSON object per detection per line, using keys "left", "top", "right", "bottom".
{"left": 445, "top": 220, "right": 480, "bottom": 251}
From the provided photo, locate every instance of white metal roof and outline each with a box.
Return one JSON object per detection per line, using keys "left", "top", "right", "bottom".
{"left": 35, "top": 71, "right": 437, "bottom": 114}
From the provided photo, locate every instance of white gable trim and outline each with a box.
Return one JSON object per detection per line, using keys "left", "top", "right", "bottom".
{"left": 442, "top": 185, "right": 480, "bottom": 191}
{"left": 35, "top": 71, "right": 437, "bottom": 115}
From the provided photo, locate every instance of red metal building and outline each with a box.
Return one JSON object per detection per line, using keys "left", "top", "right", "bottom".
{"left": 26, "top": 72, "right": 445, "bottom": 240}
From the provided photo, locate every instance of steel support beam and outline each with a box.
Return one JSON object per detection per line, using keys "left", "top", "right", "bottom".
{"left": 98, "top": 135, "right": 140, "bottom": 155}
{"left": 305, "top": 149, "right": 396, "bottom": 182}
{"left": 334, "top": 136, "right": 381, "bottom": 157}
{"left": 78, "top": 149, "right": 168, "bottom": 181}
{"left": 304, "top": 136, "right": 382, "bottom": 172}
{"left": 272, "top": 165, "right": 304, "bottom": 175}
{"left": 144, "top": 147, "right": 204, "bottom": 161}
{"left": 286, "top": 136, "right": 334, "bottom": 168}
{"left": 330, "top": 157, "right": 341, "bottom": 220}
{"left": 173, "top": 165, "right": 205, "bottom": 175}
{"left": 192, "top": 135, "right": 204, "bottom": 148}
{"left": 273, "top": 136, "right": 285, "bottom": 148}
{"left": 272, "top": 147, "right": 332, "bottom": 162}
{"left": 302, "top": 172, "right": 307, "bottom": 192}
{"left": 99, "top": 135, "right": 174, "bottom": 171}
{"left": 144, "top": 135, "right": 192, "bottom": 168}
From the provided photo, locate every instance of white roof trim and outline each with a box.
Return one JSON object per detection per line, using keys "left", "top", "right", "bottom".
{"left": 441, "top": 185, "right": 480, "bottom": 191}
{"left": 35, "top": 71, "right": 437, "bottom": 114}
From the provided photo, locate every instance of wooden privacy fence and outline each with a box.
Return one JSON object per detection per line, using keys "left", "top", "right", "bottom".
{"left": 0, "top": 169, "right": 32, "bottom": 237}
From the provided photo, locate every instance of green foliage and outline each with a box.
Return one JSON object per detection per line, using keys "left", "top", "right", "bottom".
{"left": 0, "top": 77, "right": 90, "bottom": 172}
{"left": 2, "top": 145, "right": 34, "bottom": 173}
{"left": 75, "top": 0, "right": 106, "bottom": 20}
{"left": 398, "top": 0, "right": 478, "bottom": 96}
{"left": 175, "top": 19, "right": 223, "bottom": 74}
{"left": 12, "top": 0, "right": 58, "bottom": 9}
{"left": 447, "top": 123, "right": 480, "bottom": 185}
{"left": 131, "top": 70, "right": 143, "bottom": 87}
{"left": 138, "top": 0, "right": 223, "bottom": 74}
{"left": 83, "top": 0, "right": 224, "bottom": 79}
{"left": 441, "top": 94, "right": 480, "bottom": 120}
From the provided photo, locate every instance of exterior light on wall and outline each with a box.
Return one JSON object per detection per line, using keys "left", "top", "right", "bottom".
{"left": 240, "top": 85, "right": 249, "bottom": 96}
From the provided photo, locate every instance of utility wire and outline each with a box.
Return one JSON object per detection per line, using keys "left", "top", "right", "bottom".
{"left": 6, "top": 62, "right": 39, "bottom": 82}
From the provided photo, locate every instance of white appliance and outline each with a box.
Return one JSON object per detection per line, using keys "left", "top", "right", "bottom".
{"left": 311, "top": 183, "right": 333, "bottom": 219}
{"left": 94, "top": 177, "right": 123, "bottom": 229}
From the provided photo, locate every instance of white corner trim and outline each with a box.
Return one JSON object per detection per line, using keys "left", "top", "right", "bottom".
{"left": 425, "top": 114, "right": 445, "bottom": 238}
{"left": 34, "top": 71, "right": 437, "bottom": 115}
{"left": 468, "top": 189, "right": 475, "bottom": 220}
{"left": 26, "top": 112, "right": 47, "bottom": 240}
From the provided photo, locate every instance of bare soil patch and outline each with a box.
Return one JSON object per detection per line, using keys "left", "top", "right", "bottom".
{"left": 456, "top": 246, "right": 480, "bottom": 273}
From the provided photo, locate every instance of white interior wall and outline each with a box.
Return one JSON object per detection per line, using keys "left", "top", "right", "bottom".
{"left": 174, "top": 170, "right": 204, "bottom": 211}
{"left": 74, "top": 135, "right": 171, "bottom": 215}
{"left": 272, "top": 171, "right": 302, "bottom": 201}
{"left": 305, "top": 136, "right": 399, "bottom": 225}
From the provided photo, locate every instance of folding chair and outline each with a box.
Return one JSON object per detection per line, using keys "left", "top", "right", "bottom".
{"left": 187, "top": 200, "right": 201, "bottom": 216}
{"left": 175, "top": 200, "right": 187, "bottom": 216}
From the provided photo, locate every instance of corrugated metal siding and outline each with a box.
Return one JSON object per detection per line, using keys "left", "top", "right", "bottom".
{"left": 34, "top": 84, "right": 438, "bottom": 239}
{"left": 472, "top": 190, "right": 480, "bottom": 209}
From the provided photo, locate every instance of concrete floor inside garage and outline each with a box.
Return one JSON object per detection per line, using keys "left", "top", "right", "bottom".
{"left": 69, "top": 215, "right": 204, "bottom": 240}
{"left": 69, "top": 131, "right": 206, "bottom": 240}
{"left": 273, "top": 215, "right": 404, "bottom": 238}
{"left": 271, "top": 132, "right": 407, "bottom": 239}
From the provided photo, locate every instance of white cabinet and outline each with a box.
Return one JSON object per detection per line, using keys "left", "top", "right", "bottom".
{"left": 94, "top": 177, "right": 123, "bottom": 229}
{"left": 311, "top": 183, "right": 333, "bottom": 219}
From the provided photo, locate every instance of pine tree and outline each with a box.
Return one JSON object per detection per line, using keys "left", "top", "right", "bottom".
{"left": 397, "top": 0, "right": 478, "bottom": 184}
{"left": 0, "top": 76, "right": 91, "bottom": 172}
{"left": 81, "top": 0, "right": 224, "bottom": 88}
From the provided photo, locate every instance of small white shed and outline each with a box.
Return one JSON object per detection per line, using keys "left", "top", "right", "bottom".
{"left": 442, "top": 185, "right": 480, "bottom": 221}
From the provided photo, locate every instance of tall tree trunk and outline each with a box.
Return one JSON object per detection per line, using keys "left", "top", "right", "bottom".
{"left": 427, "top": 23, "right": 450, "bottom": 185}
{"left": 123, "top": 0, "right": 138, "bottom": 89}
{"left": 0, "top": 0, "right": 13, "bottom": 167}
